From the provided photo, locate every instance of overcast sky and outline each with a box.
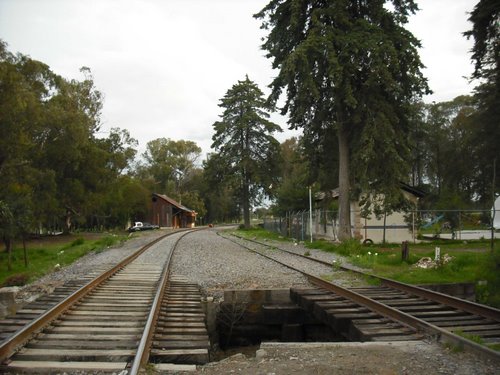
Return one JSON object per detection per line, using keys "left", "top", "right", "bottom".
{"left": 0, "top": 0, "right": 477, "bottom": 159}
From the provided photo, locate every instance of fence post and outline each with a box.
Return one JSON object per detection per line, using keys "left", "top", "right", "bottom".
{"left": 301, "top": 211, "right": 304, "bottom": 242}
{"left": 309, "top": 187, "right": 313, "bottom": 243}
{"left": 401, "top": 241, "right": 409, "bottom": 262}
{"left": 458, "top": 210, "right": 461, "bottom": 240}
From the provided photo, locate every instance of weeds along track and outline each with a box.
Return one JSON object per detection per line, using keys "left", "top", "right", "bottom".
{"left": 221, "top": 232, "right": 500, "bottom": 363}
{"left": 0, "top": 228, "right": 209, "bottom": 374}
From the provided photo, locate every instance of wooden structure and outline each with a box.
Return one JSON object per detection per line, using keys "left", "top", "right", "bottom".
{"left": 151, "top": 193, "right": 196, "bottom": 228}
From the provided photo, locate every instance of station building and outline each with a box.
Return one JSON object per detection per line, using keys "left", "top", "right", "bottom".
{"left": 151, "top": 193, "right": 197, "bottom": 228}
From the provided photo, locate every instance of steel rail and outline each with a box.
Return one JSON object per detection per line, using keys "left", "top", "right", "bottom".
{"left": 222, "top": 232, "right": 500, "bottom": 363}
{"left": 129, "top": 229, "right": 198, "bottom": 375}
{"left": 307, "top": 275, "right": 500, "bottom": 363}
{"left": 231, "top": 234, "right": 500, "bottom": 321}
{"left": 0, "top": 230, "right": 185, "bottom": 364}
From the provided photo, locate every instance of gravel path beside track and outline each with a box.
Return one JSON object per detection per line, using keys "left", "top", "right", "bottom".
{"left": 14, "top": 229, "right": 173, "bottom": 305}
{"left": 221, "top": 232, "right": 369, "bottom": 288}
{"left": 8, "top": 227, "right": 499, "bottom": 374}
{"left": 171, "top": 228, "right": 313, "bottom": 300}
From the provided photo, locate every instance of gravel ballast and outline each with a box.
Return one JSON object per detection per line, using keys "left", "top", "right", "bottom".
{"left": 172, "top": 228, "right": 313, "bottom": 300}
{"left": 5, "top": 227, "right": 498, "bottom": 374}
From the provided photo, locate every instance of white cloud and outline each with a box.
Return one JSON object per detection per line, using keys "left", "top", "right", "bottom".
{"left": 0, "top": 0, "right": 477, "bottom": 157}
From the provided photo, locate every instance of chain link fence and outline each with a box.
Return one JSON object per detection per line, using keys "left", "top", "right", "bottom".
{"left": 263, "top": 209, "right": 498, "bottom": 243}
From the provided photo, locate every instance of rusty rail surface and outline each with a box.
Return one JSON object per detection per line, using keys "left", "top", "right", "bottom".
{"left": 225, "top": 233, "right": 500, "bottom": 363}
{"left": 129, "top": 229, "right": 196, "bottom": 375}
{"left": 0, "top": 229, "right": 188, "bottom": 365}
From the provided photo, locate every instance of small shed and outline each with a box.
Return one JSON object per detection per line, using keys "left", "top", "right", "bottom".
{"left": 317, "top": 182, "right": 426, "bottom": 243}
{"left": 151, "top": 193, "right": 196, "bottom": 228}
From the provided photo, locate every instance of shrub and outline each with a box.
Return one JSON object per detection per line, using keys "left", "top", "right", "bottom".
{"left": 95, "top": 236, "right": 118, "bottom": 248}
{"left": 336, "top": 239, "right": 363, "bottom": 256}
{"left": 2, "top": 273, "right": 29, "bottom": 287}
{"left": 70, "top": 237, "right": 85, "bottom": 247}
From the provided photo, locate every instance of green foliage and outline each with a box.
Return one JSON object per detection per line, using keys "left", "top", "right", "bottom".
{"left": 70, "top": 238, "right": 85, "bottom": 247}
{"left": 202, "top": 153, "right": 240, "bottom": 224}
{"left": 137, "top": 138, "right": 202, "bottom": 198}
{"left": 180, "top": 191, "right": 207, "bottom": 218}
{"left": 0, "top": 234, "right": 125, "bottom": 286}
{"left": 1, "top": 273, "right": 29, "bottom": 287}
{"left": 454, "top": 330, "right": 484, "bottom": 345}
{"left": 211, "top": 76, "right": 282, "bottom": 228}
{"left": 463, "top": 1, "right": 500, "bottom": 203}
{"left": 272, "top": 138, "right": 310, "bottom": 215}
{"left": 305, "top": 236, "right": 499, "bottom": 306}
{"left": 0, "top": 41, "right": 142, "bottom": 234}
{"left": 235, "top": 226, "right": 289, "bottom": 242}
{"left": 306, "top": 238, "right": 364, "bottom": 257}
{"left": 364, "top": 275, "right": 382, "bottom": 286}
{"left": 475, "top": 247, "right": 500, "bottom": 308}
{"left": 256, "top": 1, "right": 430, "bottom": 239}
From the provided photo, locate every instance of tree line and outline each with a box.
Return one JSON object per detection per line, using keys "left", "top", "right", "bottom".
{"left": 1, "top": 1, "right": 498, "bottom": 256}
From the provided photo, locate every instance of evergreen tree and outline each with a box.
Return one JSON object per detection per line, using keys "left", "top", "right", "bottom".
{"left": 202, "top": 153, "right": 241, "bottom": 224}
{"left": 255, "top": 0, "right": 429, "bottom": 239}
{"left": 211, "top": 76, "right": 282, "bottom": 228}
{"left": 464, "top": 0, "right": 500, "bottom": 202}
{"left": 273, "top": 137, "right": 310, "bottom": 214}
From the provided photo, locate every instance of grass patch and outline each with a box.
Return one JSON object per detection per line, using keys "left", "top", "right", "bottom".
{"left": 0, "top": 233, "right": 126, "bottom": 287}
{"left": 453, "top": 329, "right": 500, "bottom": 352}
{"left": 454, "top": 330, "right": 484, "bottom": 345}
{"left": 247, "top": 229, "right": 500, "bottom": 308}
{"left": 487, "top": 343, "right": 500, "bottom": 351}
{"left": 234, "top": 226, "right": 292, "bottom": 242}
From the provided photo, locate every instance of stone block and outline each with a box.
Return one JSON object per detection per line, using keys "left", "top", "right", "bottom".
{"left": 0, "top": 286, "right": 19, "bottom": 304}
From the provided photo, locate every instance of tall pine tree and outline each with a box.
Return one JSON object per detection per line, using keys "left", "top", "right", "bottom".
{"left": 464, "top": 0, "right": 500, "bottom": 202}
{"left": 255, "top": 0, "right": 429, "bottom": 239}
{"left": 211, "top": 76, "right": 282, "bottom": 228}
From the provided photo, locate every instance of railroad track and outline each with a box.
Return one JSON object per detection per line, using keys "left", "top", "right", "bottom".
{"left": 222, "top": 232, "right": 500, "bottom": 362}
{"left": 0, "top": 229, "right": 210, "bottom": 374}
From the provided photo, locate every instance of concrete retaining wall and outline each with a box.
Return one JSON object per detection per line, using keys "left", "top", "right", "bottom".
{"left": 217, "top": 289, "right": 341, "bottom": 347}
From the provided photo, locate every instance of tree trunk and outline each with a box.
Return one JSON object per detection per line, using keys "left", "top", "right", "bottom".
{"left": 64, "top": 210, "right": 72, "bottom": 234}
{"left": 338, "top": 124, "right": 352, "bottom": 241}
{"left": 4, "top": 237, "right": 12, "bottom": 271}
{"left": 23, "top": 236, "right": 28, "bottom": 268}
{"left": 382, "top": 211, "right": 387, "bottom": 244}
{"left": 242, "top": 177, "right": 251, "bottom": 229}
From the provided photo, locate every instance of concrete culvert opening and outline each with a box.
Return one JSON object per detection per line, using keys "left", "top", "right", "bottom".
{"left": 209, "top": 289, "right": 347, "bottom": 360}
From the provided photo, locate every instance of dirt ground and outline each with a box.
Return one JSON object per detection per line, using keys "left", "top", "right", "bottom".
{"left": 191, "top": 341, "right": 498, "bottom": 375}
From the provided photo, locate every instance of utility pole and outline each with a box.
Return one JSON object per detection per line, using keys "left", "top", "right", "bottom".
{"left": 309, "top": 186, "right": 313, "bottom": 243}
{"left": 491, "top": 158, "right": 496, "bottom": 252}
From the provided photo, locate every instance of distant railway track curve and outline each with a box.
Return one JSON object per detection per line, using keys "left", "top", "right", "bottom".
{"left": 221, "top": 232, "right": 500, "bottom": 363}
{"left": 0, "top": 228, "right": 207, "bottom": 374}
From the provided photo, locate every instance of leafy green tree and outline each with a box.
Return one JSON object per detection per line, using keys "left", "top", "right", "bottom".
{"left": 255, "top": 0, "right": 429, "bottom": 239}
{"left": 181, "top": 191, "right": 207, "bottom": 219}
{"left": 139, "top": 138, "right": 202, "bottom": 199}
{"left": 0, "top": 40, "right": 59, "bottom": 239}
{"left": 83, "top": 128, "right": 139, "bottom": 229}
{"left": 1, "top": 40, "right": 142, "bottom": 233}
{"left": 0, "top": 201, "right": 15, "bottom": 270}
{"left": 211, "top": 76, "right": 282, "bottom": 228}
{"left": 34, "top": 68, "right": 104, "bottom": 232}
{"left": 428, "top": 97, "right": 477, "bottom": 201}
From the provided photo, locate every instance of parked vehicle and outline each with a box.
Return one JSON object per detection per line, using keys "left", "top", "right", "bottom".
{"left": 128, "top": 222, "right": 159, "bottom": 232}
